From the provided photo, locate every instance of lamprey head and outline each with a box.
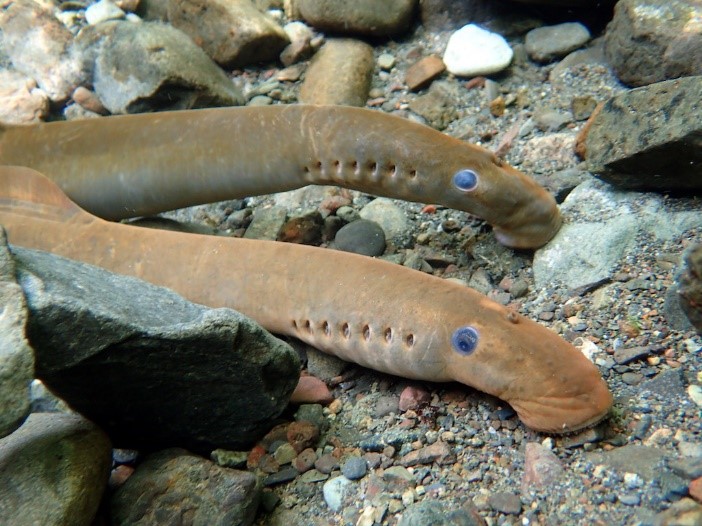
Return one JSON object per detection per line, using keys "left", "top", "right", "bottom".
{"left": 436, "top": 144, "right": 562, "bottom": 249}
{"left": 444, "top": 306, "right": 612, "bottom": 434}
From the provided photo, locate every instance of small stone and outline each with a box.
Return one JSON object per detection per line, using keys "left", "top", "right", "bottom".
{"left": 398, "top": 385, "right": 432, "bottom": 412}
{"left": 618, "top": 493, "right": 641, "bottom": 506}
{"left": 293, "top": 448, "right": 317, "bottom": 473}
{"left": 488, "top": 491, "right": 522, "bottom": 515}
{"left": 690, "top": 477, "right": 702, "bottom": 503}
{"left": 443, "top": 24, "right": 513, "bottom": 77}
{"left": 525, "top": 22, "right": 590, "bottom": 63}
{"left": 521, "top": 442, "right": 564, "bottom": 491}
{"left": 290, "top": 375, "right": 334, "bottom": 405}
{"left": 263, "top": 465, "right": 299, "bottom": 486}
{"left": 688, "top": 385, "right": 702, "bottom": 408}
{"left": 278, "top": 211, "right": 323, "bottom": 244}
{"left": 405, "top": 55, "right": 446, "bottom": 91}
{"left": 287, "top": 421, "right": 320, "bottom": 453}
{"left": 210, "top": 449, "right": 248, "bottom": 469}
{"left": 378, "top": 53, "right": 396, "bottom": 71}
{"left": 244, "top": 206, "right": 287, "bottom": 240}
{"left": 71, "top": 86, "right": 109, "bottom": 115}
{"left": 359, "top": 198, "right": 410, "bottom": 240}
{"left": 334, "top": 219, "right": 386, "bottom": 256}
{"left": 322, "top": 476, "right": 354, "bottom": 512}
{"left": 85, "top": 0, "right": 125, "bottom": 24}
{"left": 314, "top": 453, "right": 340, "bottom": 474}
{"left": 399, "top": 441, "right": 454, "bottom": 467}
{"left": 571, "top": 95, "right": 598, "bottom": 121}
{"left": 341, "top": 456, "right": 367, "bottom": 480}
{"left": 273, "top": 443, "right": 298, "bottom": 465}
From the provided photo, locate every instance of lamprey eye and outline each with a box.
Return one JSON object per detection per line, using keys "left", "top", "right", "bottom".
{"left": 452, "top": 169, "right": 478, "bottom": 192}
{"left": 451, "top": 326, "right": 479, "bottom": 355}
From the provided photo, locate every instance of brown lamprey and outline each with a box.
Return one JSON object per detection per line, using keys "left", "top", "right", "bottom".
{"left": 0, "top": 105, "right": 560, "bottom": 248}
{"left": 0, "top": 166, "right": 612, "bottom": 433}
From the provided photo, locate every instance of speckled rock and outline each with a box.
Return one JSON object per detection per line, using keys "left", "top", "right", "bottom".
{"left": 244, "top": 206, "right": 288, "bottom": 240}
{"left": 299, "top": 39, "right": 374, "bottom": 106}
{"left": 76, "top": 20, "right": 244, "bottom": 114}
{"left": 293, "top": 0, "right": 416, "bottom": 37}
{"left": 0, "top": 69, "right": 49, "bottom": 123}
{"left": 0, "top": 228, "right": 33, "bottom": 438}
{"left": 168, "top": 0, "right": 289, "bottom": 68}
{"left": 358, "top": 198, "right": 410, "bottom": 241}
{"left": 333, "top": 219, "right": 386, "bottom": 257}
{"left": 604, "top": 0, "right": 702, "bottom": 87}
{"left": 111, "top": 448, "right": 260, "bottom": 526}
{"left": 0, "top": 413, "right": 111, "bottom": 526}
{"left": 322, "top": 475, "right": 354, "bottom": 512}
{"left": 398, "top": 499, "right": 486, "bottom": 526}
{"left": 584, "top": 76, "right": 702, "bottom": 192}
{"left": 525, "top": 22, "right": 590, "bottom": 63}
{"left": 676, "top": 244, "right": 702, "bottom": 332}
{"left": 521, "top": 442, "right": 564, "bottom": 492}
{"left": 13, "top": 245, "right": 299, "bottom": 452}
{"left": 0, "top": 0, "right": 84, "bottom": 101}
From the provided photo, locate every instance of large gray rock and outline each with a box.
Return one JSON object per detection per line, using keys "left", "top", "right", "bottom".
{"left": 584, "top": 76, "right": 702, "bottom": 192}
{"left": 12, "top": 245, "right": 300, "bottom": 452}
{"left": 168, "top": 0, "right": 289, "bottom": 68}
{"left": 0, "top": 228, "right": 33, "bottom": 438}
{"left": 293, "top": 0, "right": 416, "bottom": 37}
{"left": 0, "top": 0, "right": 84, "bottom": 101}
{"left": 604, "top": 0, "right": 702, "bottom": 87}
{"left": 76, "top": 20, "right": 244, "bottom": 114}
{"left": 111, "top": 448, "right": 260, "bottom": 526}
{"left": 534, "top": 178, "right": 702, "bottom": 290}
{"left": 0, "top": 412, "right": 111, "bottom": 526}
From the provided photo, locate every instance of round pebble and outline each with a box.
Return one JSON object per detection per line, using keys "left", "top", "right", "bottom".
{"left": 322, "top": 476, "right": 353, "bottom": 512}
{"left": 340, "top": 456, "right": 367, "bottom": 480}
{"left": 442, "top": 24, "right": 513, "bottom": 76}
{"left": 334, "top": 219, "right": 386, "bottom": 256}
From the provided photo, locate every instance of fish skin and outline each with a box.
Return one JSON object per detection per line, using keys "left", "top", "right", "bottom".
{"left": 0, "top": 105, "right": 560, "bottom": 249}
{"left": 0, "top": 167, "right": 612, "bottom": 434}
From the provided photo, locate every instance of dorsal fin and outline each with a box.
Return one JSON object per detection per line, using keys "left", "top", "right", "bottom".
{"left": 0, "top": 165, "right": 94, "bottom": 223}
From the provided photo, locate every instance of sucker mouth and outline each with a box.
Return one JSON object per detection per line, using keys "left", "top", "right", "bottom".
{"left": 508, "top": 396, "right": 613, "bottom": 435}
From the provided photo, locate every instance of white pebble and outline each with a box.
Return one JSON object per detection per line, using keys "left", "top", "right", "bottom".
{"left": 442, "top": 24, "right": 513, "bottom": 77}
{"left": 322, "top": 476, "right": 353, "bottom": 512}
{"left": 85, "top": 0, "right": 125, "bottom": 25}
{"left": 688, "top": 384, "right": 702, "bottom": 408}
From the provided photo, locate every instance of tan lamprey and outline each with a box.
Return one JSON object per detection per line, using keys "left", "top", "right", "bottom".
{"left": 0, "top": 167, "right": 611, "bottom": 433}
{"left": 0, "top": 105, "right": 560, "bottom": 248}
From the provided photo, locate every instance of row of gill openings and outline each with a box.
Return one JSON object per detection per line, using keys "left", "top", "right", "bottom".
{"left": 302, "top": 159, "right": 418, "bottom": 181}
{"left": 291, "top": 318, "right": 416, "bottom": 349}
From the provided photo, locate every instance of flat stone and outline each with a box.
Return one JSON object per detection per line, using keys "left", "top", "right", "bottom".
{"left": 604, "top": 0, "right": 702, "bottom": 87}
{"left": 0, "top": 0, "right": 83, "bottom": 101}
{"left": 294, "top": 0, "right": 416, "bottom": 37}
{"left": 111, "top": 448, "right": 260, "bottom": 525}
{"left": 0, "top": 69, "right": 49, "bottom": 124}
{"left": 76, "top": 20, "right": 244, "bottom": 114}
{"left": 488, "top": 491, "right": 522, "bottom": 515}
{"left": 584, "top": 76, "right": 702, "bottom": 192}
{"left": 443, "top": 24, "right": 513, "bottom": 77}
{"left": 405, "top": 55, "right": 446, "bottom": 91}
{"left": 398, "top": 499, "right": 486, "bottom": 526}
{"left": 399, "top": 440, "right": 454, "bottom": 467}
{"left": 0, "top": 413, "right": 111, "bottom": 526}
{"left": 525, "top": 22, "right": 590, "bottom": 63}
{"left": 168, "top": 0, "right": 289, "bottom": 68}
{"left": 0, "top": 228, "right": 33, "bottom": 438}
{"left": 13, "top": 246, "right": 299, "bottom": 452}
{"left": 244, "top": 206, "right": 288, "bottom": 240}
{"left": 299, "top": 38, "right": 374, "bottom": 107}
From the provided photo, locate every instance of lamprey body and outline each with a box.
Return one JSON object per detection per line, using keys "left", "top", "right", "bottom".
{"left": 0, "top": 167, "right": 611, "bottom": 433}
{"left": 0, "top": 105, "right": 560, "bottom": 248}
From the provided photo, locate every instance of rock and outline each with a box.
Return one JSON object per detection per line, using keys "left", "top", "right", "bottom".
{"left": 76, "top": 20, "right": 244, "bottom": 114}
{"left": 286, "top": 420, "right": 319, "bottom": 453}
{"left": 340, "top": 456, "right": 367, "bottom": 480}
{"left": 442, "top": 24, "right": 513, "bottom": 77}
{"left": 358, "top": 198, "right": 410, "bottom": 241}
{"left": 533, "top": 178, "right": 702, "bottom": 290}
{"left": 12, "top": 246, "right": 299, "bottom": 451}
{"left": 398, "top": 385, "right": 431, "bottom": 411}
{"left": 604, "top": 0, "right": 702, "bottom": 87}
{"left": 0, "top": 413, "right": 111, "bottom": 526}
{"left": 294, "top": 0, "right": 416, "bottom": 37}
{"left": 280, "top": 21, "right": 315, "bottom": 66}
{"left": 299, "top": 38, "right": 374, "bottom": 107}
{"left": 407, "top": 81, "right": 458, "bottom": 130}
{"left": 244, "top": 206, "right": 288, "bottom": 240}
{"left": 168, "top": 0, "right": 289, "bottom": 68}
{"left": 290, "top": 375, "right": 333, "bottom": 405}
{"left": 521, "top": 442, "right": 564, "bottom": 492}
{"left": 333, "top": 219, "right": 386, "bottom": 257}
{"left": 584, "top": 76, "right": 702, "bottom": 192}
{"left": 405, "top": 55, "right": 446, "bottom": 91}
{"left": 525, "top": 22, "right": 591, "bottom": 63}
{"left": 322, "top": 475, "right": 354, "bottom": 512}
{"left": 398, "top": 499, "right": 486, "bottom": 526}
{"left": 488, "top": 492, "right": 522, "bottom": 515}
{"left": 0, "top": 0, "right": 84, "bottom": 101}
{"left": 0, "top": 69, "right": 49, "bottom": 123}
{"left": 111, "top": 448, "right": 260, "bottom": 526}
{"left": 278, "top": 210, "right": 323, "bottom": 245}
{"left": 0, "top": 228, "right": 33, "bottom": 438}
{"left": 651, "top": 497, "right": 702, "bottom": 526}
{"left": 676, "top": 243, "right": 702, "bottom": 332}
{"left": 85, "top": 0, "right": 126, "bottom": 24}
{"left": 399, "top": 440, "right": 454, "bottom": 466}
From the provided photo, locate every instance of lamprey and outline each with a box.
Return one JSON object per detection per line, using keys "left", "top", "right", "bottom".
{"left": 0, "top": 167, "right": 612, "bottom": 433}
{"left": 0, "top": 105, "right": 560, "bottom": 248}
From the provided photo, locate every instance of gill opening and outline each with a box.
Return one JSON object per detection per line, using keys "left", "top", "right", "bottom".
{"left": 290, "top": 318, "right": 415, "bottom": 350}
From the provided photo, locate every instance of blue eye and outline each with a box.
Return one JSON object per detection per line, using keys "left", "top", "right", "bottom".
{"left": 452, "top": 169, "right": 478, "bottom": 192}
{"left": 451, "top": 326, "right": 479, "bottom": 355}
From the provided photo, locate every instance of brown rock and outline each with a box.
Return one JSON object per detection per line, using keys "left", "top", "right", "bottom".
{"left": 398, "top": 385, "right": 431, "bottom": 411}
{"left": 290, "top": 375, "right": 334, "bottom": 405}
{"left": 399, "top": 440, "right": 454, "bottom": 466}
{"left": 690, "top": 477, "right": 702, "bottom": 503}
{"left": 287, "top": 421, "right": 320, "bottom": 453}
{"left": 168, "top": 0, "right": 290, "bottom": 68}
{"left": 299, "top": 39, "right": 374, "bottom": 106}
{"left": 521, "top": 442, "right": 564, "bottom": 492}
{"left": 405, "top": 55, "right": 446, "bottom": 91}
{"left": 677, "top": 243, "right": 702, "bottom": 332}
{"left": 72, "top": 86, "right": 109, "bottom": 115}
{"left": 294, "top": 0, "right": 416, "bottom": 37}
{"left": 278, "top": 211, "right": 323, "bottom": 245}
